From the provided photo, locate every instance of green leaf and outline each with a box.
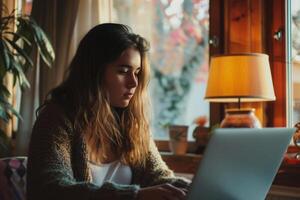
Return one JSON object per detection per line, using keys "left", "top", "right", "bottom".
{"left": 0, "top": 96, "right": 22, "bottom": 120}
{"left": 6, "top": 52, "right": 30, "bottom": 88}
{"left": 14, "top": 18, "right": 36, "bottom": 72}
{"left": 0, "top": 84, "right": 11, "bottom": 98}
{"left": 10, "top": 68, "right": 21, "bottom": 88}
{"left": 13, "top": 63, "right": 30, "bottom": 89}
{"left": 0, "top": 106, "right": 10, "bottom": 122}
{"left": 0, "top": 15, "right": 14, "bottom": 32}
{"left": 17, "top": 17, "right": 55, "bottom": 70}
{"left": 15, "top": 17, "right": 35, "bottom": 44}
{"left": 0, "top": 64, "right": 6, "bottom": 79}
{"left": 23, "top": 18, "right": 55, "bottom": 67}
{"left": 4, "top": 36, "right": 34, "bottom": 68}
{"left": 0, "top": 40, "right": 10, "bottom": 71}
{"left": 12, "top": 72, "right": 18, "bottom": 87}
{"left": 5, "top": 30, "right": 33, "bottom": 46}
{"left": 0, "top": 54, "right": 7, "bottom": 79}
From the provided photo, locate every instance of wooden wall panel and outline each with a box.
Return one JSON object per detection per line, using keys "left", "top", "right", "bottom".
{"left": 209, "top": 0, "right": 225, "bottom": 126}
{"left": 250, "top": 0, "right": 264, "bottom": 52}
{"left": 225, "top": 0, "right": 251, "bottom": 52}
{"left": 225, "top": 0, "right": 263, "bottom": 53}
{"left": 265, "top": 0, "right": 286, "bottom": 127}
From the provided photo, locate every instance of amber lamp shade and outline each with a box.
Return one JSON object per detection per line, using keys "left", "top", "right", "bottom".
{"left": 204, "top": 53, "right": 276, "bottom": 128}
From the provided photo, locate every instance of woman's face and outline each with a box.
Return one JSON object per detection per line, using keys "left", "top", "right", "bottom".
{"left": 104, "top": 47, "right": 141, "bottom": 108}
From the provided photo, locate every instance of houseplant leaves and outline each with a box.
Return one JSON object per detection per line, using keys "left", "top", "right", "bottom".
{"left": 0, "top": 7, "right": 55, "bottom": 157}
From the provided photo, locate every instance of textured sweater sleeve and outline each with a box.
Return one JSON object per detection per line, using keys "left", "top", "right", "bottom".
{"left": 26, "top": 104, "right": 139, "bottom": 200}
{"left": 132, "top": 138, "right": 191, "bottom": 189}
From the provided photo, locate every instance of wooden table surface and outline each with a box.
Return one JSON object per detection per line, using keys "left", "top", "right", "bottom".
{"left": 161, "top": 152, "right": 300, "bottom": 187}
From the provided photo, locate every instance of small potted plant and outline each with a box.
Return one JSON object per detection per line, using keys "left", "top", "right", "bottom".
{"left": 192, "top": 116, "right": 219, "bottom": 154}
{"left": 192, "top": 116, "right": 208, "bottom": 146}
{"left": 168, "top": 125, "right": 188, "bottom": 155}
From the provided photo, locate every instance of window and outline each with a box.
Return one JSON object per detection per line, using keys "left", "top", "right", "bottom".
{"left": 289, "top": 0, "right": 300, "bottom": 127}
{"left": 112, "top": 0, "right": 210, "bottom": 140}
{"left": 19, "top": 0, "right": 32, "bottom": 15}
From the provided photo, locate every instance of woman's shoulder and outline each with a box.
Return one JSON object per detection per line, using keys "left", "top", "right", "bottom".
{"left": 33, "top": 101, "right": 74, "bottom": 135}
{"left": 36, "top": 101, "right": 67, "bottom": 120}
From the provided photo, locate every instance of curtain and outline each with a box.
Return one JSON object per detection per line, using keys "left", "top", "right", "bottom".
{"left": 69, "top": 0, "right": 111, "bottom": 64}
{"left": 15, "top": 0, "right": 112, "bottom": 155}
{"left": 15, "top": 0, "right": 80, "bottom": 155}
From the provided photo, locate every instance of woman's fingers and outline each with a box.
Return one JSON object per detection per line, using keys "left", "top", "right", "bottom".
{"left": 179, "top": 187, "right": 188, "bottom": 194}
{"left": 160, "top": 183, "right": 187, "bottom": 199}
{"left": 136, "top": 183, "right": 187, "bottom": 200}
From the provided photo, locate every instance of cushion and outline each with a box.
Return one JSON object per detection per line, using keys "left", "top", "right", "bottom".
{"left": 0, "top": 157, "right": 27, "bottom": 200}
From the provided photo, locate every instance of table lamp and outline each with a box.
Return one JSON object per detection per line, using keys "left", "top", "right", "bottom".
{"left": 204, "top": 53, "right": 276, "bottom": 128}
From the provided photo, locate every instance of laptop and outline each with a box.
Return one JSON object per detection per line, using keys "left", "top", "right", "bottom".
{"left": 187, "top": 128, "right": 295, "bottom": 200}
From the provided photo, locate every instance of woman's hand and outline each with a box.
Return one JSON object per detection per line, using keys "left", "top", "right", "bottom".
{"left": 136, "top": 183, "right": 187, "bottom": 200}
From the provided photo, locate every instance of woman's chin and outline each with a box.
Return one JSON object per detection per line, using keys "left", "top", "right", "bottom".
{"left": 112, "top": 100, "right": 130, "bottom": 108}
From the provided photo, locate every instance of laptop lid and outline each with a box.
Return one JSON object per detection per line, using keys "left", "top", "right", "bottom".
{"left": 187, "top": 128, "right": 295, "bottom": 200}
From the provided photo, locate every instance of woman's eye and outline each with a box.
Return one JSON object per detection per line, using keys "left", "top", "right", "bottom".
{"left": 118, "top": 68, "right": 129, "bottom": 73}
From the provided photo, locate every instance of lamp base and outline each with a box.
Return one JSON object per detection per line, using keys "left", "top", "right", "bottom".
{"left": 220, "top": 108, "right": 262, "bottom": 128}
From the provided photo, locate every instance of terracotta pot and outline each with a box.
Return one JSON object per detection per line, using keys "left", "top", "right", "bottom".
{"left": 220, "top": 109, "right": 261, "bottom": 128}
{"left": 193, "top": 126, "right": 210, "bottom": 146}
{"left": 168, "top": 125, "right": 188, "bottom": 155}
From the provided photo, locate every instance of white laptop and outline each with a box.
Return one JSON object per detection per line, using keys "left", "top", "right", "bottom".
{"left": 187, "top": 128, "right": 295, "bottom": 200}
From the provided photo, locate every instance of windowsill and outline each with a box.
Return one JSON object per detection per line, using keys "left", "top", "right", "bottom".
{"left": 273, "top": 153, "right": 300, "bottom": 187}
{"left": 160, "top": 152, "right": 201, "bottom": 174}
{"left": 267, "top": 185, "right": 300, "bottom": 198}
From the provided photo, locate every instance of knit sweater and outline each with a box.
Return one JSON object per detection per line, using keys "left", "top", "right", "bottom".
{"left": 27, "top": 103, "right": 189, "bottom": 200}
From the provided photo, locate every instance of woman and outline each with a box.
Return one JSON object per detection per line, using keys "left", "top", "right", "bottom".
{"left": 27, "top": 23, "right": 190, "bottom": 200}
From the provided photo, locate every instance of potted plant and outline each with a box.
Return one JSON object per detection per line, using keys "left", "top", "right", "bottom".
{"left": 168, "top": 125, "right": 188, "bottom": 155}
{"left": 0, "top": 5, "right": 55, "bottom": 157}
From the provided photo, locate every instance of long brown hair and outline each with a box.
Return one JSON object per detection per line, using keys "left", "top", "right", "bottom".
{"left": 46, "top": 23, "right": 151, "bottom": 166}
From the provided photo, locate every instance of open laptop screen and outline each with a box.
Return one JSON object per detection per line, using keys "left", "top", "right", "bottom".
{"left": 187, "top": 128, "right": 295, "bottom": 200}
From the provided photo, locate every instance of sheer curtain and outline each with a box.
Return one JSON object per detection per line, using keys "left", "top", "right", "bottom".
{"left": 16, "top": 0, "right": 111, "bottom": 155}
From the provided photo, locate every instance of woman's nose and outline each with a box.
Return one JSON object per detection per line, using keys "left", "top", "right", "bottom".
{"left": 127, "top": 73, "right": 138, "bottom": 88}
